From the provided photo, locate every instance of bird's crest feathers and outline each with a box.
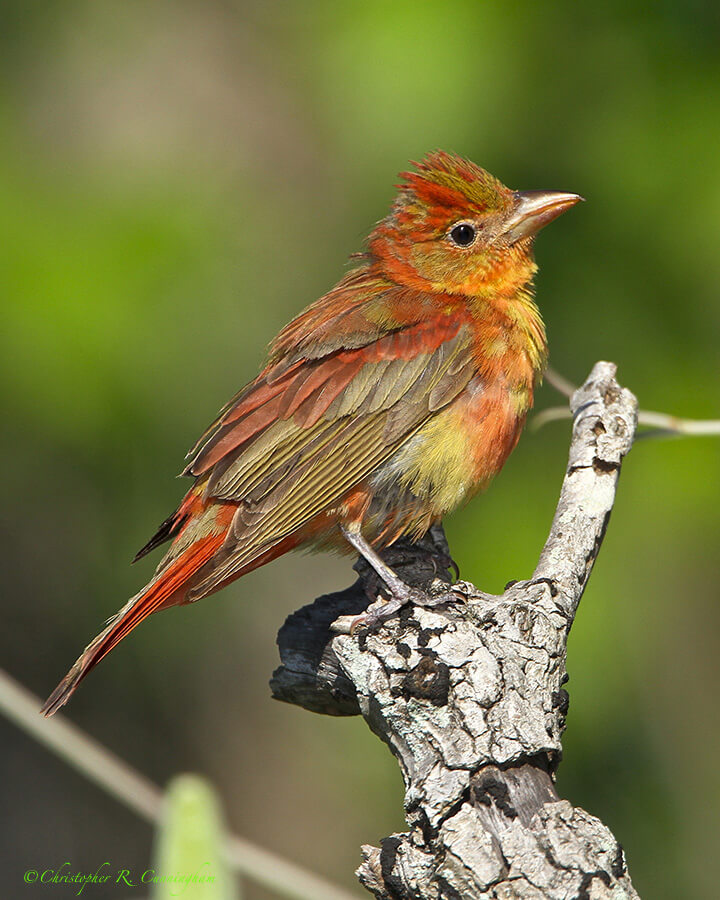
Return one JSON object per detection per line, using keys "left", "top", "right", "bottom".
{"left": 395, "top": 151, "right": 512, "bottom": 221}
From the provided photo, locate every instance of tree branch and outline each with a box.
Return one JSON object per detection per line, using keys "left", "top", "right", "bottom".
{"left": 271, "top": 361, "right": 640, "bottom": 899}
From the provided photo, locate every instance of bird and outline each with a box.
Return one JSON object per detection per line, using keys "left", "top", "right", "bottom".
{"left": 41, "top": 151, "right": 581, "bottom": 716}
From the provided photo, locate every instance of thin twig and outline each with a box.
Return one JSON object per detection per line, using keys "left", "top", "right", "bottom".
{"left": 635, "top": 410, "right": 720, "bottom": 437}
{"left": 0, "top": 669, "right": 359, "bottom": 900}
{"left": 531, "top": 406, "right": 574, "bottom": 432}
{"left": 532, "top": 404, "right": 720, "bottom": 438}
{"left": 542, "top": 367, "right": 720, "bottom": 437}
{"left": 544, "top": 366, "right": 576, "bottom": 398}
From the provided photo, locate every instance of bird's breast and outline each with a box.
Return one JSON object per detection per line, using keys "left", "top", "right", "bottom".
{"left": 365, "top": 376, "right": 528, "bottom": 542}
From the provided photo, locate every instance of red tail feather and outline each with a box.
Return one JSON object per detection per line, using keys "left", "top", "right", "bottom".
{"left": 41, "top": 532, "right": 225, "bottom": 717}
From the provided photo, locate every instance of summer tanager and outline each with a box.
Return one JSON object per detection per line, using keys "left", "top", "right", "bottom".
{"left": 42, "top": 152, "right": 581, "bottom": 716}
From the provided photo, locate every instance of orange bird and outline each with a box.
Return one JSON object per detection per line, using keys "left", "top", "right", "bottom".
{"left": 42, "top": 152, "right": 581, "bottom": 716}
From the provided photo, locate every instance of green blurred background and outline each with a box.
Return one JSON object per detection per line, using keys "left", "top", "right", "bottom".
{"left": 2, "top": 1, "right": 719, "bottom": 897}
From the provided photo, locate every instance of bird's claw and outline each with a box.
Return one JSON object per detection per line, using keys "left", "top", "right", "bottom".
{"left": 330, "top": 601, "right": 401, "bottom": 635}
{"left": 347, "top": 594, "right": 406, "bottom": 634}
{"left": 420, "top": 588, "right": 464, "bottom": 609}
{"left": 331, "top": 584, "right": 462, "bottom": 635}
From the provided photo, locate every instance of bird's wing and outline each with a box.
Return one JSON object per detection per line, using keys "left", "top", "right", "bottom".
{"left": 183, "top": 315, "right": 476, "bottom": 596}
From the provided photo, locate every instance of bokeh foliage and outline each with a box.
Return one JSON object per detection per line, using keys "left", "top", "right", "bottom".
{"left": 153, "top": 776, "right": 237, "bottom": 900}
{"left": 1, "top": 2, "right": 719, "bottom": 898}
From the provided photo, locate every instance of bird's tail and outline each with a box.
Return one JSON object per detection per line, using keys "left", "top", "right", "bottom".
{"left": 40, "top": 531, "right": 226, "bottom": 717}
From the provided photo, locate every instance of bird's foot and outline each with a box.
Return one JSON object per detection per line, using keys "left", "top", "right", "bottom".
{"left": 333, "top": 525, "right": 463, "bottom": 634}
{"left": 332, "top": 584, "right": 460, "bottom": 635}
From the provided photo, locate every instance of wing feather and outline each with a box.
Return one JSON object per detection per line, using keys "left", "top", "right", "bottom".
{"left": 188, "top": 417, "right": 392, "bottom": 595}
{"left": 181, "top": 316, "right": 477, "bottom": 598}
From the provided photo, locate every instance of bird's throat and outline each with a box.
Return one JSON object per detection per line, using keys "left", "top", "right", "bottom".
{"left": 470, "top": 287, "right": 548, "bottom": 405}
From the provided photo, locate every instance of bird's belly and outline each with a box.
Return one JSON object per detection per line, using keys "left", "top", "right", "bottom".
{"left": 362, "top": 385, "right": 525, "bottom": 545}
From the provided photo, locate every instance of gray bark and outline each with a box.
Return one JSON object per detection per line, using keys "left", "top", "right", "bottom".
{"left": 271, "top": 361, "right": 640, "bottom": 900}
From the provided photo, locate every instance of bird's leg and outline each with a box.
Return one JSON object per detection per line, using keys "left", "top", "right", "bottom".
{"left": 338, "top": 525, "right": 441, "bottom": 632}
{"left": 341, "top": 525, "right": 422, "bottom": 602}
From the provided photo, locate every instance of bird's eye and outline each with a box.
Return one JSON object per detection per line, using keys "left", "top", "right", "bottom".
{"left": 449, "top": 223, "right": 477, "bottom": 247}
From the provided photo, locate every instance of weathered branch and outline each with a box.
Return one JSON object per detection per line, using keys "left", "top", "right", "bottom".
{"left": 271, "top": 361, "right": 640, "bottom": 899}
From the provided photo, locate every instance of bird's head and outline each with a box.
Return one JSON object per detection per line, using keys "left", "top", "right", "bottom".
{"left": 368, "top": 151, "right": 582, "bottom": 298}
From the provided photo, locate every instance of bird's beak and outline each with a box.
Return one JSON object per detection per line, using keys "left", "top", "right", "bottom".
{"left": 501, "top": 190, "right": 583, "bottom": 244}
